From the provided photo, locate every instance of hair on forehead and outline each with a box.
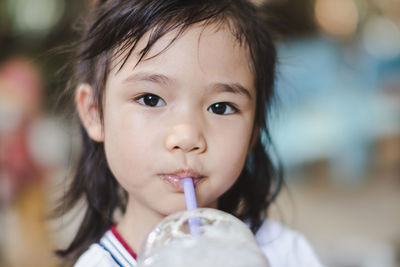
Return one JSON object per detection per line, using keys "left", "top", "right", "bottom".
{"left": 111, "top": 20, "right": 250, "bottom": 74}
{"left": 81, "top": 0, "right": 253, "bottom": 73}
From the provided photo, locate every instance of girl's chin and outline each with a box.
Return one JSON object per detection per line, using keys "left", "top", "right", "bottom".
{"left": 157, "top": 203, "right": 188, "bottom": 216}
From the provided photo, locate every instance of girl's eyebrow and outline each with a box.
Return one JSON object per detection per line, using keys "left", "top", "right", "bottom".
{"left": 124, "top": 72, "right": 173, "bottom": 86}
{"left": 212, "top": 82, "right": 252, "bottom": 100}
{"left": 124, "top": 72, "right": 252, "bottom": 100}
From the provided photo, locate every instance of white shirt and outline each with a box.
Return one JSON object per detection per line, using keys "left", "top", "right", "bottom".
{"left": 255, "top": 220, "right": 323, "bottom": 267}
{"left": 75, "top": 220, "right": 323, "bottom": 267}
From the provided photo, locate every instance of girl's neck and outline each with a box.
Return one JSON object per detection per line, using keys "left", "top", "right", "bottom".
{"left": 117, "top": 200, "right": 165, "bottom": 256}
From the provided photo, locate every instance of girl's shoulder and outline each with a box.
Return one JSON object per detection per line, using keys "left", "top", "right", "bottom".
{"left": 74, "top": 229, "right": 137, "bottom": 267}
{"left": 254, "top": 219, "right": 323, "bottom": 267}
{"left": 74, "top": 243, "right": 116, "bottom": 267}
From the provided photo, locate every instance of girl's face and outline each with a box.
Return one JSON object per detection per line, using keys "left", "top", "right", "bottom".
{"left": 85, "top": 24, "right": 256, "bottom": 219}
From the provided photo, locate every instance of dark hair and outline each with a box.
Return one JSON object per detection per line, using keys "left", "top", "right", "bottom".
{"left": 55, "top": 0, "right": 282, "bottom": 261}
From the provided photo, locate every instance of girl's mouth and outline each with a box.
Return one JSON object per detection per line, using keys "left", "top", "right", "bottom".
{"left": 159, "top": 169, "right": 205, "bottom": 192}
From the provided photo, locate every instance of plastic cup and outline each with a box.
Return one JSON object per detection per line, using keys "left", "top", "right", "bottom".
{"left": 137, "top": 208, "right": 269, "bottom": 267}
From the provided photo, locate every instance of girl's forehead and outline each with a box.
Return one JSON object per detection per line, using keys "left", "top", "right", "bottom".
{"left": 109, "top": 22, "right": 252, "bottom": 76}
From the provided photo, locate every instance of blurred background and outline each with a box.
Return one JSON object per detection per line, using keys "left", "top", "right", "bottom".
{"left": 0, "top": 0, "right": 399, "bottom": 266}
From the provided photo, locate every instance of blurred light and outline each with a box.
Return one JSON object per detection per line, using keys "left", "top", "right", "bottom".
{"left": 0, "top": 58, "right": 43, "bottom": 116}
{"left": 315, "top": 0, "right": 359, "bottom": 37}
{"left": 7, "top": 0, "right": 65, "bottom": 36}
{"left": 29, "top": 119, "right": 71, "bottom": 168}
{"left": 0, "top": 96, "right": 23, "bottom": 135}
{"left": 362, "top": 16, "right": 400, "bottom": 60}
{"left": 250, "top": 0, "right": 265, "bottom": 6}
{"left": 373, "top": 0, "right": 400, "bottom": 16}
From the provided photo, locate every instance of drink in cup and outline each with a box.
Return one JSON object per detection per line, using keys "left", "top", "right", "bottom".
{"left": 137, "top": 208, "right": 269, "bottom": 267}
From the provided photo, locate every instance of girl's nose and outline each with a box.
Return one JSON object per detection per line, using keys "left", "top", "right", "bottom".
{"left": 165, "top": 124, "right": 206, "bottom": 154}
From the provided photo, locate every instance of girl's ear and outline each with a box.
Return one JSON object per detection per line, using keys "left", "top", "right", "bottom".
{"left": 75, "top": 83, "right": 104, "bottom": 142}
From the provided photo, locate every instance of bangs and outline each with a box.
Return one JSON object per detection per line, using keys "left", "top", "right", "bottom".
{"left": 80, "top": 1, "right": 251, "bottom": 72}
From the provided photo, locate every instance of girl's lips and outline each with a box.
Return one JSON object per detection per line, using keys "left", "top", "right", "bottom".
{"left": 160, "top": 170, "right": 205, "bottom": 192}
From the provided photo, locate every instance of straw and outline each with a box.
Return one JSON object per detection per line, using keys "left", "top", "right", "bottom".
{"left": 182, "top": 178, "right": 201, "bottom": 236}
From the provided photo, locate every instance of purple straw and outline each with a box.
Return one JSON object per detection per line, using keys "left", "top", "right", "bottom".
{"left": 182, "top": 178, "right": 201, "bottom": 236}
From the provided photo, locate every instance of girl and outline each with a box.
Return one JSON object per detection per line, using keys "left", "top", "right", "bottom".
{"left": 56, "top": 0, "right": 322, "bottom": 266}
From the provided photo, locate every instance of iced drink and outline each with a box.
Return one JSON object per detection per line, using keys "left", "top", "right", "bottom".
{"left": 138, "top": 208, "right": 269, "bottom": 267}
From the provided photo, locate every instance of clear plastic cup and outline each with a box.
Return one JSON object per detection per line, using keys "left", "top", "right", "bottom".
{"left": 138, "top": 208, "right": 269, "bottom": 267}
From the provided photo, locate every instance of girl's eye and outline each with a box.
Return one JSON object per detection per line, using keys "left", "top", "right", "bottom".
{"left": 207, "top": 102, "right": 238, "bottom": 115}
{"left": 135, "top": 94, "right": 166, "bottom": 107}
